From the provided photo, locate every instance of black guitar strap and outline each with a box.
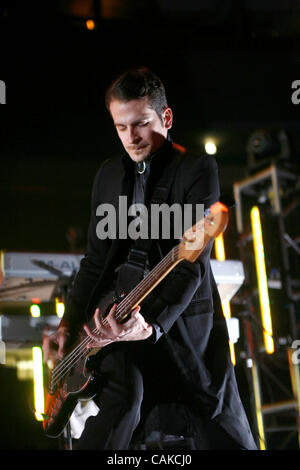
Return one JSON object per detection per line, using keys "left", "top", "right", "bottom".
{"left": 115, "top": 146, "right": 183, "bottom": 296}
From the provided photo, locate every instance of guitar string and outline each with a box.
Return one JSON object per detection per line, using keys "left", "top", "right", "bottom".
{"left": 50, "top": 221, "right": 209, "bottom": 385}
{"left": 50, "top": 247, "right": 179, "bottom": 385}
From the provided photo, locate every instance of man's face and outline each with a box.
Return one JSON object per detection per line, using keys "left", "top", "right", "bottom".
{"left": 109, "top": 97, "right": 172, "bottom": 162}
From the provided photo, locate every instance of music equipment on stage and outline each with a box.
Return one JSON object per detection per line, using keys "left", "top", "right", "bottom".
{"left": 0, "top": 315, "right": 60, "bottom": 344}
{"left": 41, "top": 202, "right": 229, "bottom": 437}
{"left": 0, "top": 252, "right": 83, "bottom": 303}
{"left": 210, "top": 258, "right": 244, "bottom": 302}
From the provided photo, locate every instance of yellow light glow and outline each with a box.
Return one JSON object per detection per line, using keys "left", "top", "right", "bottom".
{"left": 215, "top": 233, "right": 236, "bottom": 365}
{"left": 32, "top": 346, "right": 45, "bottom": 421}
{"left": 252, "top": 361, "right": 266, "bottom": 450}
{"left": 30, "top": 304, "right": 41, "bottom": 318}
{"left": 86, "top": 19, "right": 95, "bottom": 30}
{"left": 215, "top": 233, "right": 225, "bottom": 262}
{"left": 222, "top": 298, "right": 231, "bottom": 320}
{"left": 205, "top": 140, "right": 217, "bottom": 155}
{"left": 56, "top": 299, "right": 65, "bottom": 318}
{"left": 229, "top": 339, "right": 236, "bottom": 366}
{"left": 222, "top": 299, "right": 236, "bottom": 365}
{"left": 250, "top": 206, "right": 274, "bottom": 354}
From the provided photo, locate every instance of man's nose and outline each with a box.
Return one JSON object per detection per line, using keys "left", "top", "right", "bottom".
{"left": 128, "top": 126, "right": 140, "bottom": 144}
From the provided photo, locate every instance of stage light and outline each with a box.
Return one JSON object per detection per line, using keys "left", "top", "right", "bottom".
{"left": 16, "top": 360, "right": 34, "bottom": 380}
{"left": 30, "top": 304, "right": 41, "bottom": 318}
{"left": 32, "top": 346, "right": 45, "bottom": 421}
{"left": 250, "top": 206, "right": 274, "bottom": 354}
{"left": 86, "top": 19, "right": 95, "bottom": 30}
{"left": 246, "top": 129, "right": 290, "bottom": 174}
{"left": 222, "top": 299, "right": 237, "bottom": 366}
{"left": 204, "top": 140, "right": 217, "bottom": 155}
{"left": 228, "top": 337, "right": 236, "bottom": 366}
{"left": 55, "top": 299, "right": 65, "bottom": 318}
{"left": 214, "top": 233, "right": 237, "bottom": 365}
{"left": 215, "top": 233, "right": 225, "bottom": 261}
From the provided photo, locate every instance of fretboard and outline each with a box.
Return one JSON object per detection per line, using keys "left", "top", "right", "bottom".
{"left": 113, "top": 244, "right": 182, "bottom": 323}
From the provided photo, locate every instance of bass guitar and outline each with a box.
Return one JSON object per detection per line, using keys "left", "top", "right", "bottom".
{"left": 42, "top": 201, "right": 228, "bottom": 437}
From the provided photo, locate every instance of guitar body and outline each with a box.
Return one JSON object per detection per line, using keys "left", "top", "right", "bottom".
{"left": 43, "top": 351, "right": 100, "bottom": 437}
{"left": 43, "top": 288, "right": 117, "bottom": 437}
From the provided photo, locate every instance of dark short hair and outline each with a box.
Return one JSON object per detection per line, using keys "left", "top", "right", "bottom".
{"left": 105, "top": 66, "right": 168, "bottom": 120}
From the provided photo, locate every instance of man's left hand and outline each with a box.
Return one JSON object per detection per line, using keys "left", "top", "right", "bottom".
{"left": 83, "top": 303, "right": 153, "bottom": 348}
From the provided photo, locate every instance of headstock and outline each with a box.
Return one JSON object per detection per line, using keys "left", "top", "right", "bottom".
{"left": 178, "top": 202, "right": 229, "bottom": 262}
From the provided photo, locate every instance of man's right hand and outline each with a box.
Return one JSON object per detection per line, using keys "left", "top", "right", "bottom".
{"left": 42, "top": 326, "right": 71, "bottom": 364}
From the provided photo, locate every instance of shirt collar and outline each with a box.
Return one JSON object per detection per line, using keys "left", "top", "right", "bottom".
{"left": 121, "top": 134, "right": 173, "bottom": 176}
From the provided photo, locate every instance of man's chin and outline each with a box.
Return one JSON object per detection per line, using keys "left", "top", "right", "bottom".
{"left": 128, "top": 148, "right": 150, "bottom": 162}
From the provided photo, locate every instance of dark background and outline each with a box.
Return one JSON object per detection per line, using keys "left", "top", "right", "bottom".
{"left": 0, "top": 0, "right": 300, "bottom": 451}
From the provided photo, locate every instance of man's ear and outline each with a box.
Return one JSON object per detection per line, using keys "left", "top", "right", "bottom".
{"left": 163, "top": 107, "right": 173, "bottom": 130}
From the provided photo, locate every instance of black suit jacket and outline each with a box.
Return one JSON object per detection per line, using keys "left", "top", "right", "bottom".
{"left": 63, "top": 139, "right": 257, "bottom": 449}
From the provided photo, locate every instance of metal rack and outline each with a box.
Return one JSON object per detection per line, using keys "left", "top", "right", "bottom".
{"left": 233, "top": 163, "right": 300, "bottom": 450}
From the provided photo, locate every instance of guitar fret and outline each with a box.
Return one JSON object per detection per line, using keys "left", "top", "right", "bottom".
{"left": 115, "top": 249, "right": 176, "bottom": 321}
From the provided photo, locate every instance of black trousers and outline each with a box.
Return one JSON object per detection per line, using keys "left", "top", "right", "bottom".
{"left": 74, "top": 343, "right": 143, "bottom": 450}
{"left": 73, "top": 342, "right": 247, "bottom": 450}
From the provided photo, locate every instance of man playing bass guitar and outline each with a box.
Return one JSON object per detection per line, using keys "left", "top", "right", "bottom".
{"left": 43, "top": 67, "right": 257, "bottom": 450}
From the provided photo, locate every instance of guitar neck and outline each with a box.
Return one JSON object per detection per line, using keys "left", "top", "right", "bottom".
{"left": 114, "top": 245, "right": 182, "bottom": 323}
